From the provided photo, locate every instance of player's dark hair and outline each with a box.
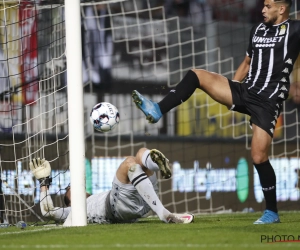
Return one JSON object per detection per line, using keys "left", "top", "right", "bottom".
{"left": 274, "top": 0, "right": 292, "bottom": 7}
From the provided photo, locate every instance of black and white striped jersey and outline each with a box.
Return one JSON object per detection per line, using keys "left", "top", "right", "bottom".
{"left": 245, "top": 19, "right": 300, "bottom": 101}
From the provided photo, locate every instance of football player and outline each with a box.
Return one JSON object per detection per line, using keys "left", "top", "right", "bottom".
{"left": 132, "top": 0, "right": 296, "bottom": 224}
{"left": 30, "top": 148, "right": 194, "bottom": 225}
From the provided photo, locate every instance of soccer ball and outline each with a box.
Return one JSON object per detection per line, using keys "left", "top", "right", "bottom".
{"left": 90, "top": 102, "right": 120, "bottom": 132}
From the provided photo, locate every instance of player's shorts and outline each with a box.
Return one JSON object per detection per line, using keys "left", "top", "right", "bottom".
{"left": 228, "top": 79, "right": 283, "bottom": 138}
{"left": 87, "top": 174, "right": 157, "bottom": 224}
{"left": 105, "top": 176, "right": 152, "bottom": 223}
{"left": 86, "top": 190, "right": 111, "bottom": 224}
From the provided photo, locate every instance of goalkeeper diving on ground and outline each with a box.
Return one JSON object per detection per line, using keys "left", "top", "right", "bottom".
{"left": 30, "top": 148, "right": 194, "bottom": 225}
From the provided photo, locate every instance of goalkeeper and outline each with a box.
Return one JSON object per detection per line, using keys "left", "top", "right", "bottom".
{"left": 30, "top": 148, "right": 194, "bottom": 225}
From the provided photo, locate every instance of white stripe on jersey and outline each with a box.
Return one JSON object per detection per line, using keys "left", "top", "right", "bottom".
{"left": 246, "top": 24, "right": 263, "bottom": 86}
{"left": 269, "top": 83, "right": 279, "bottom": 98}
{"left": 258, "top": 48, "right": 274, "bottom": 94}
{"left": 248, "top": 49, "right": 262, "bottom": 89}
{"left": 245, "top": 58, "right": 253, "bottom": 84}
{"left": 283, "top": 23, "right": 289, "bottom": 58}
{"left": 275, "top": 26, "right": 279, "bottom": 36}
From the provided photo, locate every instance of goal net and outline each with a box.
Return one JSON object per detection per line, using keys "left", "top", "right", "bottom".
{"left": 0, "top": 0, "right": 299, "bottom": 226}
{"left": 0, "top": 0, "right": 73, "bottom": 225}
{"left": 82, "top": 0, "right": 300, "bottom": 214}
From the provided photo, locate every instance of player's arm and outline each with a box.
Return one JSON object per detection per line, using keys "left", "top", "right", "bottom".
{"left": 233, "top": 55, "right": 251, "bottom": 82}
{"left": 30, "top": 158, "right": 70, "bottom": 221}
{"left": 39, "top": 186, "right": 70, "bottom": 221}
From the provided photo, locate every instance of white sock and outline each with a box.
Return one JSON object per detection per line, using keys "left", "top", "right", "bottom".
{"left": 148, "top": 172, "right": 159, "bottom": 194}
{"left": 142, "top": 149, "right": 159, "bottom": 172}
{"left": 128, "top": 164, "right": 170, "bottom": 222}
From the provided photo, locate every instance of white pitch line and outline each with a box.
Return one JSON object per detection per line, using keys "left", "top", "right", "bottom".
{"left": 0, "top": 226, "right": 63, "bottom": 235}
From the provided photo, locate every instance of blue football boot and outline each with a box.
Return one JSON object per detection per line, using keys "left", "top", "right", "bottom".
{"left": 253, "top": 210, "right": 280, "bottom": 224}
{"left": 132, "top": 90, "right": 162, "bottom": 123}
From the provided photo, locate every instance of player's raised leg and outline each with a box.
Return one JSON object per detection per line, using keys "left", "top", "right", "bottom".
{"left": 132, "top": 69, "right": 232, "bottom": 123}
{"left": 127, "top": 163, "right": 193, "bottom": 224}
{"left": 149, "top": 149, "right": 172, "bottom": 179}
{"left": 136, "top": 147, "right": 172, "bottom": 179}
{"left": 132, "top": 90, "right": 162, "bottom": 123}
{"left": 116, "top": 150, "right": 193, "bottom": 224}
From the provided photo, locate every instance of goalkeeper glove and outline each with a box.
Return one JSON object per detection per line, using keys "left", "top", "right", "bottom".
{"left": 29, "top": 158, "right": 52, "bottom": 187}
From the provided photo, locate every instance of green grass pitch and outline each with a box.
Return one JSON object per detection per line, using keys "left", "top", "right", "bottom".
{"left": 1, "top": 212, "right": 300, "bottom": 250}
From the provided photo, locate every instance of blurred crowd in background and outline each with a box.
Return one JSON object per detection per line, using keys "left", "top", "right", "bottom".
{"left": 78, "top": 0, "right": 299, "bottom": 100}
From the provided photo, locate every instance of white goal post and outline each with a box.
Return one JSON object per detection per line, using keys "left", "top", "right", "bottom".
{"left": 65, "top": 0, "right": 86, "bottom": 227}
{"left": 0, "top": 0, "right": 89, "bottom": 227}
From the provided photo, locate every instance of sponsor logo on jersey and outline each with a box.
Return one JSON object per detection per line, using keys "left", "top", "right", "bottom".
{"left": 253, "top": 35, "right": 284, "bottom": 48}
{"left": 253, "top": 36, "right": 284, "bottom": 44}
{"left": 255, "top": 43, "right": 275, "bottom": 48}
{"left": 279, "top": 25, "right": 286, "bottom": 35}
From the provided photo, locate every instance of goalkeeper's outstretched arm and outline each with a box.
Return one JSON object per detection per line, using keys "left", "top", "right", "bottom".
{"left": 39, "top": 186, "right": 71, "bottom": 221}
{"left": 30, "top": 158, "right": 71, "bottom": 221}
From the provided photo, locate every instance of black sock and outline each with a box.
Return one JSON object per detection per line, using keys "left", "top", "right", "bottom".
{"left": 254, "top": 160, "right": 278, "bottom": 213}
{"left": 158, "top": 70, "right": 200, "bottom": 114}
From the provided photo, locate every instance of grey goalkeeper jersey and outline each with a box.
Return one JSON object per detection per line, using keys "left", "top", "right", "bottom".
{"left": 40, "top": 173, "right": 158, "bottom": 224}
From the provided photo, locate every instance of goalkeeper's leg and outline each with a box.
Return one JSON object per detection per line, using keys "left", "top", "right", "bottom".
{"left": 115, "top": 149, "right": 194, "bottom": 224}
{"left": 116, "top": 155, "right": 170, "bottom": 222}
{"left": 126, "top": 164, "right": 194, "bottom": 224}
{"left": 135, "top": 147, "right": 172, "bottom": 179}
{"left": 127, "top": 163, "right": 171, "bottom": 222}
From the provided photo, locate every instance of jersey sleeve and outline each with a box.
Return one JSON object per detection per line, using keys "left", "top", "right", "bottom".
{"left": 246, "top": 26, "right": 256, "bottom": 58}
{"left": 40, "top": 191, "right": 71, "bottom": 221}
{"left": 296, "top": 20, "right": 300, "bottom": 43}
